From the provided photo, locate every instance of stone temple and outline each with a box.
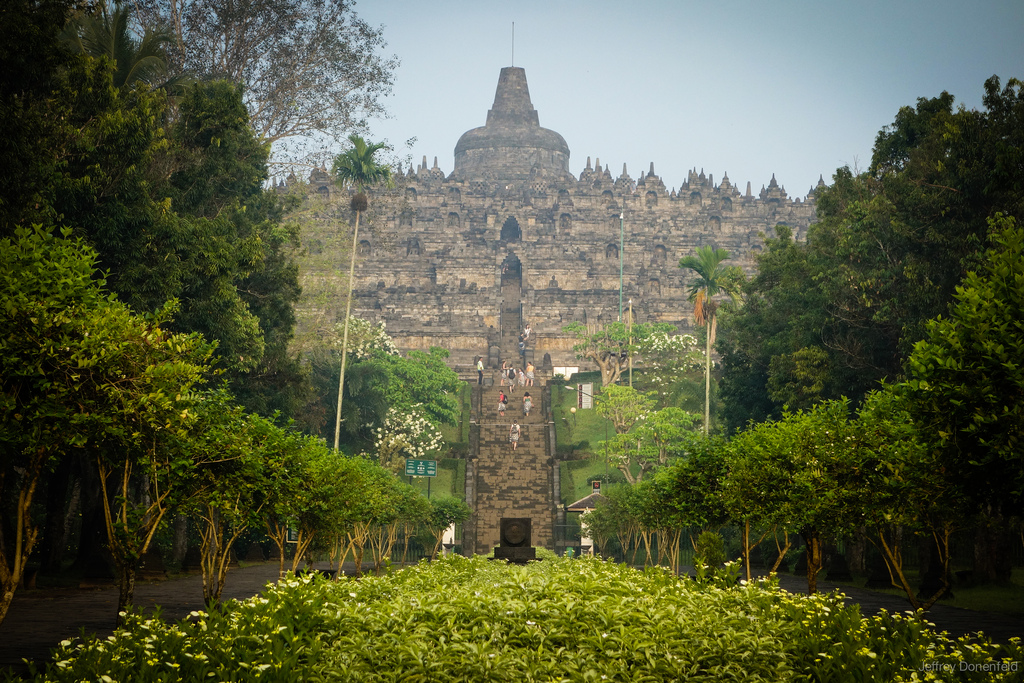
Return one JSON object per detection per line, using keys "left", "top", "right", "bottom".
{"left": 289, "top": 67, "right": 821, "bottom": 553}
{"left": 293, "top": 66, "right": 820, "bottom": 373}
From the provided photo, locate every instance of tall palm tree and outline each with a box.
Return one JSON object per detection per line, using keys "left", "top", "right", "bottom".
{"left": 331, "top": 134, "right": 393, "bottom": 450}
{"left": 62, "top": 0, "right": 175, "bottom": 90}
{"left": 679, "top": 246, "right": 743, "bottom": 434}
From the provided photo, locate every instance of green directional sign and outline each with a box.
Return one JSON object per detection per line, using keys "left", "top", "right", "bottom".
{"left": 405, "top": 459, "right": 437, "bottom": 477}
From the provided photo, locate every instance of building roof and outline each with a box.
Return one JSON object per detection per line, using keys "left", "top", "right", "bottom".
{"left": 567, "top": 492, "right": 606, "bottom": 512}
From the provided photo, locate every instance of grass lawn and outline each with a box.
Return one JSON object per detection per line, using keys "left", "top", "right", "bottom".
{"left": 438, "top": 382, "right": 472, "bottom": 444}
{"left": 551, "top": 378, "right": 618, "bottom": 505}
{"left": 550, "top": 376, "right": 614, "bottom": 454}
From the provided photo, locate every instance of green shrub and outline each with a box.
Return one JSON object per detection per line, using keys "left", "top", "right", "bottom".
{"left": 26, "top": 557, "right": 1020, "bottom": 682}
{"left": 694, "top": 530, "right": 726, "bottom": 568}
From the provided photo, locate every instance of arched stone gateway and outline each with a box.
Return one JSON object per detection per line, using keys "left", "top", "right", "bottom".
{"left": 500, "top": 216, "right": 522, "bottom": 242}
{"left": 501, "top": 252, "right": 522, "bottom": 284}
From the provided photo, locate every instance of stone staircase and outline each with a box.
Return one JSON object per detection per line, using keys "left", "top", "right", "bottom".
{"left": 464, "top": 365, "right": 555, "bottom": 555}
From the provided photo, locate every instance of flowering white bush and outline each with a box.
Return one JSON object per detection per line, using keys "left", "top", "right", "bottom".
{"left": 371, "top": 407, "right": 444, "bottom": 473}
{"left": 333, "top": 318, "right": 399, "bottom": 359}
{"left": 643, "top": 332, "right": 707, "bottom": 387}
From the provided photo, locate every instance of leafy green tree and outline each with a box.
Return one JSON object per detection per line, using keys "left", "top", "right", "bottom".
{"left": 156, "top": 80, "right": 306, "bottom": 417}
{"left": 719, "top": 435, "right": 796, "bottom": 581}
{"left": 594, "top": 485, "right": 641, "bottom": 564}
{"left": 364, "top": 474, "right": 412, "bottom": 574}
{"left": 899, "top": 215, "right": 1024, "bottom": 513}
{"left": 767, "top": 346, "right": 831, "bottom": 412}
{"left": 374, "top": 348, "right": 461, "bottom": 428}
{"left": 134, "top": 0, "right": 399, "bottom": 166}
{"left": 851, "top": 389, "right": 968, "bottom": 609}
{"left": 90, "top": 313, "right": 215, "bottom": 618}
{"left": 678, "top": 246, "right": 744, "bottom": 434}
{"left": 372, "top": 408, "right": 445, "bottom": 475}
{"left": 603, "top": 406, "right": 700, "bottom": 485}
{"left": 728, "top": 401, "right": 864, "bottom": 594}
{"left": 633, "top": 475, "right": 689, "bottom": 574}
{"left": 0, "top": 227, "right": 111, "bottom": 624}
{"left": 637, "top": 407, "right": 702, "bottom": 466}
{"left": 579, "top": 504, "right": 615, "bottom": 558}
{"left": 341, "top": 458, "right": 401, "bottom": 576}
{"left": 331, "top": 135, "right": 393, "bottom": 450}
{"left": 5, "top": 20, "right": 305, "bottom": 419}
{"left": 0, "top": 226, "right": 219, "bottom": 620}
{"left": 261, "top": 435, "right": 349, "bottom": 576}
{"left": 595, "top": 385, "right": 655, "bottom": 436}
{"left": 395, "top": 489, "right": 431, "bottom": 565}
{"left": 61, "top": 0, "right": 175, "bottom": 90}
{"left": 300, "top": 320, "right": 459, "bottom": 451}
{"left": 0, "top": 0, "right": 83, "bottom": 231}
{"left": 562, "top": 321, "right": 681, "bottom": 387}
{"left": 719, "top": 77, "right": 1024, "bottom": 431}
{"left": 183, "top": 394, "right": 264, "bottom": 605}
{"left": 657, "top": 437, "right": 729, "bottom": 541}
{"left": 716, "top": 226, "right": 831, "bottom": 432}
{"left": 425, "top": 497, "right": 471, "bottom": 561}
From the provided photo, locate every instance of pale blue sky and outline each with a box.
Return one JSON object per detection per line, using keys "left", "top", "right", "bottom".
{"left": 355, "top": 0, "right": 1023, "bottom": 197}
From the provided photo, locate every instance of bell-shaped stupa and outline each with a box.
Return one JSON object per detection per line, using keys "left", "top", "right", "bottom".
{"left": 453, "top": 67, "right": 571, "bottom": 182}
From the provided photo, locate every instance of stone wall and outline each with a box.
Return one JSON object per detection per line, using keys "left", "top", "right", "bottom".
{"left": 291, "top": 160, "right": 819, "bottom": 372}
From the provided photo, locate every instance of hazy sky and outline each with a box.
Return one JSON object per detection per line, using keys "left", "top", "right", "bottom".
{"left": 355, "top": 0, "right": 1023, "bottom": 198}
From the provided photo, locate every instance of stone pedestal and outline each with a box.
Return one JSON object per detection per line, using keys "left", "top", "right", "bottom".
{"left": 493, "top": 546, "right": 536, "bottom": 564}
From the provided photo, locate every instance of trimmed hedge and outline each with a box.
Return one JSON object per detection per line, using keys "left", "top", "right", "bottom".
{"left": 26, "top": 556, "right": 1022, "bottom": 682}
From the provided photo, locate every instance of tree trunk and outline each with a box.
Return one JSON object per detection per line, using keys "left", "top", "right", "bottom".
{"left": 803, "top": 529, "right": 822, "bottom": 594}
{"left": 116, "top": 559, "right": 138, "bottom": 623}
{"left": 973, "top": 514, "right": 1013, "bottom": 584}
{"left": 704, "top": 317, "right": 712, "bottom": 434}
{"left": 0, "top": 460, "right": 44, "bottom": 627}
{"left": 742, "top": 520, "right": 751, "bottom": 581}
{"left": 40, "top": 458, "right": 74, "bottom": 573}
{"left": 847, "top": 527, "right": 868, "bottom": 574}
{"left": 769, "top": 528, "right": 791, "bottom": 574}
{"left": 0, "top": 585, "right": 14, "bottom": 627}
{"left": 334, "top": 208, "right": 362, "bottom": 450}
{"left": 171, "top": 515, "right": 189, "bottom": 570}
{"left": 70, "top": 459, "right": 106, "bottom": 574}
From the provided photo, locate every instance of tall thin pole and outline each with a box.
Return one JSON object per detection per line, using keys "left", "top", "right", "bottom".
{"left": 618, "top": 211, "right": 624, "bottom": 321}
{"left": 628, "top": 299, "right": 633, "bottom": 388}
{"left": 704, "top": 313, "right": 712, "bottom": 435}
{"left": 511, "top": 23, "right": 515, "bottom": 66}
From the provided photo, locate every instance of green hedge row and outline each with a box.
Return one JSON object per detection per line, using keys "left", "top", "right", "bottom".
{"left": 24, "top": 557, "right": 1021, "bottom": 682}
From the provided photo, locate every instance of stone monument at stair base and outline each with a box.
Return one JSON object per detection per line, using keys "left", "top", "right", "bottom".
{"left": 491, "top": 517, "right": 537, "bottom": 564}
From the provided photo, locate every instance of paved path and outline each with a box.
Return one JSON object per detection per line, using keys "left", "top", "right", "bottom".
{"left": 0, "top": 562, "right": 304, "bottom": 677}
{"left": 2, "top": 562, "right": 1020, "bottom": 677}
{"left": 770, "top": 572, "right": 1023, "bottom": 644}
